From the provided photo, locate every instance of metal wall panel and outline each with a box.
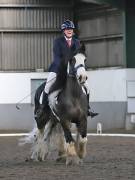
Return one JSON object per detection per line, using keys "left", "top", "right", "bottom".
{"left": 1, "top": 33, "right": 60, "bottom": 71}
{"left": 0, "top": 7, "right": 73, "bottom": 29}
{"left": 85, "top": 41, "right": 107, "bottom": 67}
{"left": 0, "top": 0, "right": 70, "bottom": 5}
{"left": 85, "top": 38, "right": 123, "bottom": 68}
{"left": 78, "top": 12, "right": 123, "bottom": 38}
{"left": 0, "top": 0, "right": 74, "bottom": 71}
{"left": 0, "top": 34, "right": 2, "bottom": 69}
{"left": 76, "top": 5, "right": 124, "bottom": 68}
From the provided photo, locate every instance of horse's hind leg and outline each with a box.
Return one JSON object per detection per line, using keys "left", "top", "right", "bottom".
{"left": 60, "top": 120, "right": 80, "bottom": 165}
{"left": 76, "top": 116, "right": 87, "bottom": 160}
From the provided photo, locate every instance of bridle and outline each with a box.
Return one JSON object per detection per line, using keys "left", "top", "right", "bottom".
{"left": 67, "top": 54, "right": 87, "bottom": 84}
{"left": 70, "top": 64, "right": 85, "bottom": 75}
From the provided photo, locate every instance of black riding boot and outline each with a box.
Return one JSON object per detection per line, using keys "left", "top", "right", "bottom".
{"left": 87, "top": 94, "right": 99, "bottom": 118}
{"left": 35, "top": 92, "right": 50, "bottom": 129}
{"left": 42, "top": 92, "right": 49, "bottom": 110}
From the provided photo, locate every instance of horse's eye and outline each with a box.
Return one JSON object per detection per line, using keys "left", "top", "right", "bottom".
{"left": 84, "top": 58, "right": 87, "bottom": 62}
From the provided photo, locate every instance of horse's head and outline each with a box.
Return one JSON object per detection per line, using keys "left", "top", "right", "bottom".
{"left": 68, "top": 43, "right": 87, "bottom": 84}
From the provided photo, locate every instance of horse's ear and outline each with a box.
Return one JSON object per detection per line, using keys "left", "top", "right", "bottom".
{"left": 80, "top": 41, "right": 86, "bottom": 53}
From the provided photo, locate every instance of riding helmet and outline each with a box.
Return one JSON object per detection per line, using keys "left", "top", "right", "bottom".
{"left": 61, "top": 20, "right": 75, "bottom": 30}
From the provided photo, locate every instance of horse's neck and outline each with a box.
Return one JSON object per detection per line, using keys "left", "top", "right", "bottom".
{"left": 65, "top": 76, "right": 81, "bottom": 96}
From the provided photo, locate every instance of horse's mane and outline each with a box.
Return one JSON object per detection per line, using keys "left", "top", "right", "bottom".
{"left": 74, "top": 41, "right": 86, "bottom": 56}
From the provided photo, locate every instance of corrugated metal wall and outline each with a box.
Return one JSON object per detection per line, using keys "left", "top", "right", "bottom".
{"left": 0, "top": 1, "right": 125, "bottom": 71}
{"left": 75, "top": 4, "right": 124, "bottom": 68}
{"left": 0, "top": 0, "right": 73, "bottom": 71}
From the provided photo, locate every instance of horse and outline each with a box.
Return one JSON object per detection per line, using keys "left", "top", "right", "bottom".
{"left": 20, "top": 44, "right": 88, "bottom": 165}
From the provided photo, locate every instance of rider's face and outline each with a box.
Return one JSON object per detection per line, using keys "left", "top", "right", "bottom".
{"left": 64, "top": 29, "right": 74, "bottom": 38}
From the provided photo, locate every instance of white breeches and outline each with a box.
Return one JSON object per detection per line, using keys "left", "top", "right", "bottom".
{"left": 44, "top": 72, "right": 90, "bottom": 94}
{"left": 44, "top": 72, "right": 57, "bottom": 94}
{"left": 83, "top": 80, "right": 89, "bottom": 94}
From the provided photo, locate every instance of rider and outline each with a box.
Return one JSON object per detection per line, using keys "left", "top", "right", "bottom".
{"left": 37, "top": 20, "right": 98, "bottom": 120}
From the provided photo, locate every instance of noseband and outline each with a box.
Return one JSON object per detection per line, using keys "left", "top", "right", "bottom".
{"left": 73, "top": 64, "right": 85, "bottom": 75}
{"left": 70, "top": 64, "right": 85, "bottom": 75}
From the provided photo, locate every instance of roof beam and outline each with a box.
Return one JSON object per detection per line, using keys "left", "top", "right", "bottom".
{"left": 80, "top": 0, "right": 105, "bottom": 5}
{"left": 80, "top": 0, "right": 125, "bottom": 8}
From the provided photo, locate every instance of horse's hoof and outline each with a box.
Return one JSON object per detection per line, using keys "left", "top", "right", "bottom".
{"left": 66, "top": 156, "right": 80, "bottom": 166}
{"left": 25, "top": 157, "right": 36, "bottom": 162}
{"left": 38, "top": 157, "right": 43, "bottom": 162}
{"left": 78, "top": 159, "right": 83, "bottom": 165}
{"left": 56, "top": 155, "right": 66, "bottom": 163}
{"left": 25, "top": 157, "right": 30, "bottom": 162}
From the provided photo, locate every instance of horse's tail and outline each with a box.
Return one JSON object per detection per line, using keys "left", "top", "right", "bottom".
{"left": 18, "top": 126, "right": 38, "bottom": 146}
{"left": 18, "top": 123, "right": 51, "bottom": 161}
{"left": 19, "top": 120, "right": 65, "bottom": 161}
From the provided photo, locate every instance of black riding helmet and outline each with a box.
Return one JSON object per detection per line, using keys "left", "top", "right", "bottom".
{"left": 61, "top": 20, "right": 75, "bottom": 31}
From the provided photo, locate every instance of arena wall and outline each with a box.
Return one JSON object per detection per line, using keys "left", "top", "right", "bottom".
{"left": 0, "top": 68, "right": 132, "bottom": 131}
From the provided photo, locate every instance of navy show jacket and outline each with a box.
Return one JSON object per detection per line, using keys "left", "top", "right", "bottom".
{"left": 48, "top": 36, "right": 80, "bottom": 73}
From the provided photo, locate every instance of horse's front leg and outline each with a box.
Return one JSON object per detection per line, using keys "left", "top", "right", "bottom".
{"left": 76, "top": 115, "right": 87, "bottom": 160}
{"left": 60, "top": 120, "right": 80, "bottom": 165}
